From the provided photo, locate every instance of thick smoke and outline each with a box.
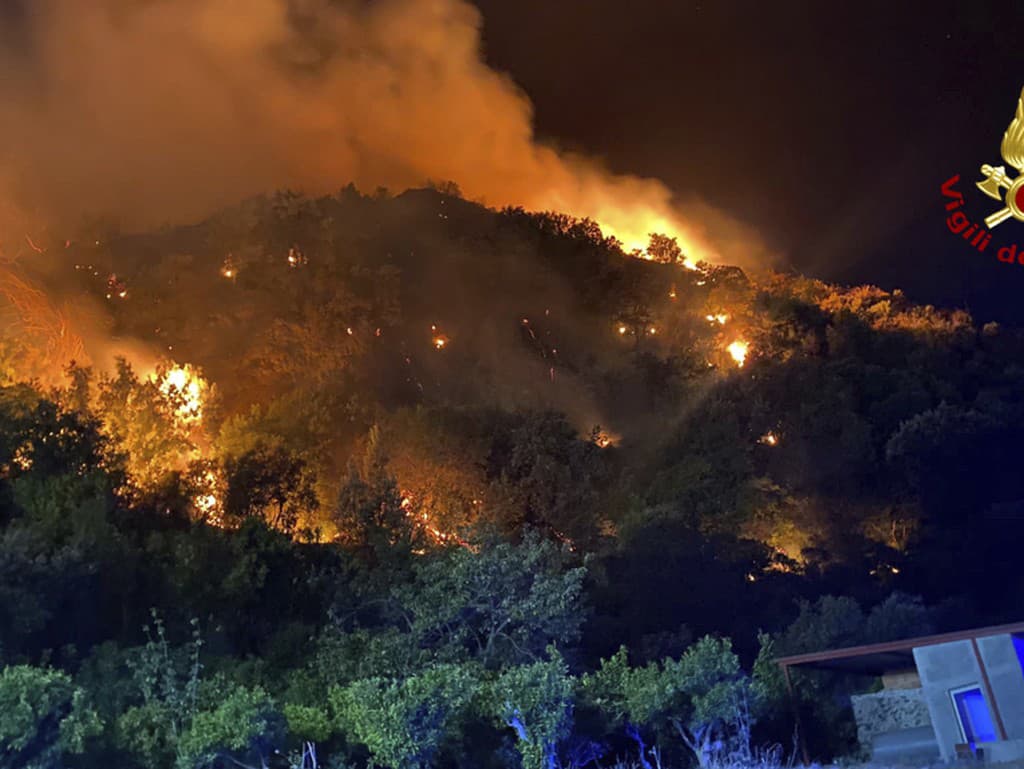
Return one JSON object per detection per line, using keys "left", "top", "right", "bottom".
{"left": 0, "top": 0, "right": 765, "bottom": 262}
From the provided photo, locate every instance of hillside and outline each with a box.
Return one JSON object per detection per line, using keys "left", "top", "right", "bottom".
{"left": 1, "top": 186, "right": 1022, "bottom": 766}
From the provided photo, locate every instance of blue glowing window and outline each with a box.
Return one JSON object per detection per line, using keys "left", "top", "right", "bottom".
{"left": 952, "top": 686, "right": 997, "bottom": 747}
{"left": 1013, "top": 635, "right": 1024, "bottom": 677}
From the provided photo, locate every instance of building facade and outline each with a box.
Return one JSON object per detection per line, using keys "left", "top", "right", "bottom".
{"left": 777, "top": 622, "right": 1024, "bottom": 764}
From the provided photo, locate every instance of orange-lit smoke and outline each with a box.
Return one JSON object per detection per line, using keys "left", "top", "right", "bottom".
{"left": 0, "top": 0, "right": 766, "bottom": 264}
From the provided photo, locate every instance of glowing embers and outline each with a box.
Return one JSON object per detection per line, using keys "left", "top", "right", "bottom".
{"left": 154, "top": 363, "right": 207, "bottom": 424}
{"left": 430, "top": 324, "right": 450, "bottom": 350}
{"left": 400, "top": 489, "right": 464, "bottom": 548}
{"left": 615, "top": 323, "right": 658, "bottom": 338}
{"left": 192, "top": 467, "right": 224, "bottom": 526}
{"left": 590, "top": 427, "right": 617, "bottom": 449}
{"left": 705, "top": 313, "right": 728, "bottom": 325}
{"left": 11, "top": 443, "right": 33, "bottom": 471}
{"left": 221, "top": 255, "right": 238, "bottom": 279}
{"left": 727, "top": 340, "right": 749, "bottom": 367}
{"left": 105, "top": 274, "right": 128, "bottom": 300}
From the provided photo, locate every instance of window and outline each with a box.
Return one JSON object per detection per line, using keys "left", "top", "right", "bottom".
{"left": 950, "top": 686, "right": 997, "bottom": 748}
{"left": 1013, "top": 635, "right": 1024, "bottom": 677}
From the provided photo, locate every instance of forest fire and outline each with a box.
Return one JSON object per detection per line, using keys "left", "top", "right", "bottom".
{"left": 192, "top": 469, "right": 223, "bottom": 526}
{"left": 727, "top": 340, "right": 749, "bottom": 366}
{"left": 154, "top": 364, "right": 207, "bottom": 424}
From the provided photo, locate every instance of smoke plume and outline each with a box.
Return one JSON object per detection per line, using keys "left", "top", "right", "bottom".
{"left": 0, "top": 0, "right": 765, "bottom": 263}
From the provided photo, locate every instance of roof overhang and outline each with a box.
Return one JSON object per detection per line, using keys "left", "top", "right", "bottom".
{"left": 776, "top": 621, "right": 1024, "bottom": 675}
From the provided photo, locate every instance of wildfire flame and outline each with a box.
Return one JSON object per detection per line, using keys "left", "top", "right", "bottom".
{"left": 759, "top": 431, "right": 779, "bottom": 446}
{"left": 599, "top": 221, "right": 701, "bottom": 270}
{"left": 727, "top": 340, "right": 749, "bottom": 367}
{"left": 155, "top": 363, "right": 207, "bottom": 424}
{"left": 193, "top": 469, "right": 223, "bottom": 526}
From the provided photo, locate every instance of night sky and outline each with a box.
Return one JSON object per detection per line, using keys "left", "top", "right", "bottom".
{"left": 474, "top": 0, "right": 1024, "bottom": 324}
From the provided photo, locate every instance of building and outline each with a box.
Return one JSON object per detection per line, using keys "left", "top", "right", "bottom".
{"left": 776, "top": 621, "right": 1024, "bottom": 764}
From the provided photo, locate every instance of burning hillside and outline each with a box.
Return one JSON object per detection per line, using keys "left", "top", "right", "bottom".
{"left": 0, "top": 185, "right": 987, "bottom": 552}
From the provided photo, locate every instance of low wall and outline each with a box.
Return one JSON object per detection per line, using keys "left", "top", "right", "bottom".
{"left": 851, "top": 687, "right": 933, "bottom": 757}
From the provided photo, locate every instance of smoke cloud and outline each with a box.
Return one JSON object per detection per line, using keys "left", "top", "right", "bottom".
{"left": 0, "top": 0, "right": 766, "bottom": 263}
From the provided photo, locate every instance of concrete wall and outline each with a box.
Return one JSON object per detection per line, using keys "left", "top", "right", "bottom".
{"left": 914, "top": 635, "right": 1024, "bottom": 763}
{"left": 977, "top": 635, "right": 1024, "bottom": 740}
{"left": 913, "top": 640, "right": 984, "bottom": 762}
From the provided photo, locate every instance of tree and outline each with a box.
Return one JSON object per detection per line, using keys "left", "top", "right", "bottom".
{"left": 334, "top": 429, "right": 419, "bottom": 562}
{"left": 223, "top": 445, "right": 318, "bottom": 533}
{"left": 0, "top": 665, "right": 101, "bottom": 769}
{"left": 486, "top": 412, "right": 608, "bottom": 546}
{"left": 93, "top": 360, "right": 198, "bottom": 496}
{"left": 486, "top": 650, "right": 574, "bottom": 769}
{"left": 399, "top": 529, "right": 587, "bottom": 668}
{"left": 117, "top": 614, "right": 285, "bottom": 769}
{"left": 176, "top": 684, "right": 284, "bottom": 769}
{"left": 584, "top": 636, "right": 773, "bottom": 768}
{"left": 331, "top": 663, "right": 477, "bottom": 769}
{"left": 0, "top": 527, "right": 99, "bottom": 661}
{"left": 581, "top": 647, "right": 665, "bottom": 769}
{"left": 664, "top": 636, "right": 757, "bottom": 765}
{"left": 646, "top": 233, "right": 683, "bottom": 265}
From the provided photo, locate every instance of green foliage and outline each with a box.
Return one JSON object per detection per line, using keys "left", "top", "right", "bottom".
{"left": 486, "top": 649, "right": 574, "bottom": 769}
{"left": 283, "top": 703, "right": 333, "bottom": 744}
{"left": 118, "top": 614, "right": 287, "bottom": 769}
{"left": 176, "top": 684, "right": 283, "bottom": 769}
{"left": 331, "top": 664, "right": 477, "bottom": 769}
{"left": 400, "top": 529, "right": 587, "bottom": 667}
{"left": 0, "top": 664, "right": 101, "bottom": 769}
{"left": 117, "top": 613, "right": 204, "bottom": 767}
{"left": 585, "top": 636, "right": 772, "bottom": 767}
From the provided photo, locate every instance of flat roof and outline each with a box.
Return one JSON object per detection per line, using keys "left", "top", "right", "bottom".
{"left": 776, "top": 620, "right": 1024, "bottom": 676}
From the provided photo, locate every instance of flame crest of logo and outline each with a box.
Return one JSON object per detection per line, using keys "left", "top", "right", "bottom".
{"left": 977, "top": 87, "right": 1024, "bottom": 228}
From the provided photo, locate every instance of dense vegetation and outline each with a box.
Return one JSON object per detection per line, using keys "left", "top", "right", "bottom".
{"left": 2, "top": 186, "right": 1023, "bottom": 767}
